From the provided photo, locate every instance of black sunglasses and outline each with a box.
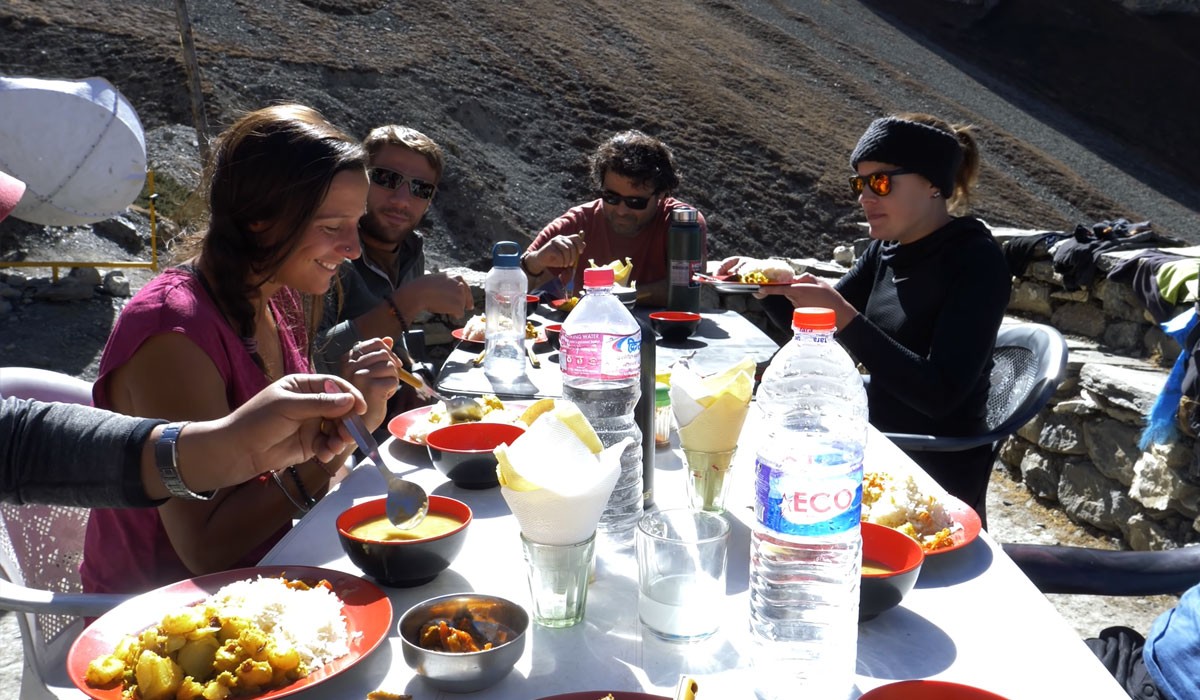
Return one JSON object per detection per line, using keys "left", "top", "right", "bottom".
{"left": 600, "top": 189, "right": 656, "bottom": 211}
{"left": 849, "top": 168, "right": 913, "bottom": 197}
{"left": 368, "top": 167, "right": 437, "bottom": 200}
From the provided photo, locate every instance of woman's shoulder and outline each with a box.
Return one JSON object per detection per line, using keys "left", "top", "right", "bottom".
{"left": 118, "top": 268, "right": 226, "bottom": 334}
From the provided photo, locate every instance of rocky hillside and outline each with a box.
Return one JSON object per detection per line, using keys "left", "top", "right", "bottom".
{"left": 2, "top": 0, "right": 1198, "bottom": 274}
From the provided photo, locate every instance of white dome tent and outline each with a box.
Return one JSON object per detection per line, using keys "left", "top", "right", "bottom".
{"left": 0, "top": 75, "right": 146, "bottom": 227}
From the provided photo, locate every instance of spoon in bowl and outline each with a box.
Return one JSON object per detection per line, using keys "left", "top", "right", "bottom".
{"left": 342, "top": 413, "right": 428, "bottom": 529}
{"left": 397, "top": 367, "right": 483, "bottom": 422}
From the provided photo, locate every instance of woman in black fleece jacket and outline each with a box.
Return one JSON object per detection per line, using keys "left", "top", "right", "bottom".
{"left": 725, "top": 113, "right": 1011, "bottom": 517}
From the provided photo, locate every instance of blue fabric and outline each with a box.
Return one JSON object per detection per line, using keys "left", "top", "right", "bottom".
{"left": 1140, "top": 308, "right": 1199, "bottom": 449}
{"left": 1144, "top": 583, "right": 1200, "bottom": 700}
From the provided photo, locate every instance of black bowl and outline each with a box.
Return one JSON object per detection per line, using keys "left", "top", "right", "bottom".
{"left": 525, "top": 293, "right": 541, "bottom": 315}
{"left": 426, "top": 422, "right": 527, "bottom": 488}
{"left": 544, "top": 323, "right": 563, "bottom": 350}
{"left": 859, "top": 521, "right": 925, "bottom": 621}
{"left": 649, "top": 311, "right": 701, "bottom": 343}
{"left": 336, "top": 495, "right": 472, "bottom": 587}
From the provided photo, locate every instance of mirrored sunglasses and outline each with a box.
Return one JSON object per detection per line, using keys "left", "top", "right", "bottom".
{"left": 368, "top": 167, "right": 437, "bottom": 200}
{"left": 849, "top": 168, "right": 913, "bottom": 197}
{"left": 600, "top": 189, "right": 654, "bottom": 210}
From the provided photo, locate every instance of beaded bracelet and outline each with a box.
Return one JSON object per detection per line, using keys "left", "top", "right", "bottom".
{"left": 286, "top": 466, "right": 319, "bottom": 510}
{"left": 383, "top": 295, "right": 409, "bottom": 332}
{"left": 271, "top": 470, "right": 310, "bottom": 514}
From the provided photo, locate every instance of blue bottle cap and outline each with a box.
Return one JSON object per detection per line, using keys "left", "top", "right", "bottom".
{"left": 492, "top": 241, "right": 521, "bottom": 267}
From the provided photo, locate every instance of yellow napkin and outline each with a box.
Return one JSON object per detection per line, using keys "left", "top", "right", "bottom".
{"left": 669, "top": 357, "right": 755, "bottom": 452}
{"left": 495, "top": 401, "right": 627, "bottom": 546}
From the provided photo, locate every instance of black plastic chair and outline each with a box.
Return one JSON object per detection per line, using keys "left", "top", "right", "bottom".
{"left": 882, "top": 322, "right": 1070, "bottom": 461}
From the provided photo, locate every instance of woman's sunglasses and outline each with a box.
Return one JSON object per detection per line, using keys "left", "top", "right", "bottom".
{"left": 600, "top": 190, "right": 655, "bottom": 210}
{"left": 849, "top": 168, "right": 913, "bottom": 197}
{"left": 368, "top": 167, "right": 437, "bottom": 200}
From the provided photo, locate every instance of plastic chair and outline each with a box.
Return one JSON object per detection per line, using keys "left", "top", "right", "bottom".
{"left": 882, "top": 322, "right": 1070, "bottom": 459}
{"left": 0, "top": 367, "right": 129, "bottom": 699}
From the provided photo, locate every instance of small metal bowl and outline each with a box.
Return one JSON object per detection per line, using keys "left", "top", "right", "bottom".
{"left": 399, "top": 593, "right": 529, "bottom": 693}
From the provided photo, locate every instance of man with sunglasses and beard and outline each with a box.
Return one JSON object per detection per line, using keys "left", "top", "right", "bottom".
{"left": 720, "top": 113, "right": 1010, "bottom": 522}
{"left": 316, "top": 125, "right": 474, "bottom": 413}
{"left": 521, "top": 130, "right": 708, "bottom": 307}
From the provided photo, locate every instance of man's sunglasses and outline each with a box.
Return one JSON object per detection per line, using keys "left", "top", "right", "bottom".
{"left": 368, "top": 167, "right": 437, "bottom": 200}
{"left": 600, "top": 190, "right": 655, "bottom": 211}
{"left": 849, "top": 168, "right": 913, "bottom": 197}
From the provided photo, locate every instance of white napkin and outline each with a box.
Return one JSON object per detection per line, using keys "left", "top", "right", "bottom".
{"left": 497, "top": 407, "right": 627, "bottom": 546}
{"left": 669, "top": 357, "right": 755, "bottom": 452}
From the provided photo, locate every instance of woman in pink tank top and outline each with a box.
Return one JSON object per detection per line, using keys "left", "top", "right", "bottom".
{"left": 82, "top": 105, "right": 402, "bottom": 594}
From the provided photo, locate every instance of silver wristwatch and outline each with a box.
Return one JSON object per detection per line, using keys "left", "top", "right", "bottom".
{"left": 154, "top": 422, "right": 215, "bottom": 500}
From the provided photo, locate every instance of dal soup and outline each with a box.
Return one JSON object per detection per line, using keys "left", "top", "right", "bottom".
{"left": 350, "top": 513, "right": 463, "bottom": 542}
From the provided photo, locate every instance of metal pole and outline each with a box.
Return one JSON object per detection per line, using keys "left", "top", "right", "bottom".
{"left": 174, "top": 0, "right": 211, "bottom": 164}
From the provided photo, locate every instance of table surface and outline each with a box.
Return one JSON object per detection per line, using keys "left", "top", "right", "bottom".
{"left": 258, "top": 410, "right": 1128, "bottom": 700}
{"left": 435, "top": 307, "right": 780, "bottom": 400}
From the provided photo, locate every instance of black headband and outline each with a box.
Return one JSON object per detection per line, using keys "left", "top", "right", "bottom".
{"left": 849, "top": 117, "right": 962, "bottom": 197}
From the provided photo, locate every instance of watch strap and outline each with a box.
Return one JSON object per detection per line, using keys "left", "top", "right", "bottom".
{"left": 154, "top": 422, "right": 215, "bottom": 500}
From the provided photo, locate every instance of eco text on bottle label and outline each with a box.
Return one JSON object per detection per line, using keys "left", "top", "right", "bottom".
{"left": 754, "top": 460, "right": 863, "bottom": 537}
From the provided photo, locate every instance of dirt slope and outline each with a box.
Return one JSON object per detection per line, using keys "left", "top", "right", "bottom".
{"left": 2, "top": 0, "right": 1197, "bottom": 273}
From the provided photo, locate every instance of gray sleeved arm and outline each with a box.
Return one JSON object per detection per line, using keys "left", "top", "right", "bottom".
{"left": 0, "top": 397, "right": 167, "bottom": 508}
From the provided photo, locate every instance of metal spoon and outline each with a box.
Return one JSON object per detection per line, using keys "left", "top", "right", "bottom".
{"left": 397, "top": 367, "right": 483, "bottom": 422}
{"left": 342, "top": 413, "right": 428, "bottom": 529}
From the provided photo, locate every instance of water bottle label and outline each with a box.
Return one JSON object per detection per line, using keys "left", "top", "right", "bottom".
{"left": 561, "top": 331, "right": 641, "bottom": 380}
{"left": 753, "top": 455, "right": 862, "bottom": 537}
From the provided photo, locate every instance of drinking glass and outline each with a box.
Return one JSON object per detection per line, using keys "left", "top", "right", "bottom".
{"left": 636, "top": 509, "right": 730, "bottom": 641}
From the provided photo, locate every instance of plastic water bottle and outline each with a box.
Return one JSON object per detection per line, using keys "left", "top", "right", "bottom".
{"left": 749, "top": 307, "right": 868, "bottom": 700}
{"left": 483, "top": 241, "right": 528, "bottom": 382}
{"left": 560, "top": 266, "right": 643, "bottom": 544}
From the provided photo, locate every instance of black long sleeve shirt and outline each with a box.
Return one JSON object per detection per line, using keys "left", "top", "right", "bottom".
{"left": 835, "top": 216, "right": 1012, "bottom": 437}
{"left": 1, "top": 397, "right": 165, "bottom": 507}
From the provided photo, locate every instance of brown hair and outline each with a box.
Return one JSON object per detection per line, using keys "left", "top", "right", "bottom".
{"left": 589, "top": 130, "right": 681, "bottom": 195}
{"left": 897, "top": 112, "right": 980, "bottom": 215}
{"left": 362, "top": 125, "right": 445, "bottom": 183}
{"left": 181, "top": 104, "right": 366, "bottom": 372}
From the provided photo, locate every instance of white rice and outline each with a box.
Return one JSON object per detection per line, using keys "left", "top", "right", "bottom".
{"left": 861, "top": 471, "right": 957, "bottom": 540}
{"left": 738, "top": 258, "right": 794, "bottom": 283}
{"left": 205, "top": 576, "right": 352, "bottom": 669}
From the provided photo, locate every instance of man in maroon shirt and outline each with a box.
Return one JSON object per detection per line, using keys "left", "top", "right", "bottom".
{"left": 520, "top": 130, "right": 707, "bottom": 307}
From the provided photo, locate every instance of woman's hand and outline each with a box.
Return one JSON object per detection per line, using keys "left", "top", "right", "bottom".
{"left": 343, "top": 336, "right": 402, "bottom": 430}
{"left": 756, "top": 272, "right": 860, "bottom": 330}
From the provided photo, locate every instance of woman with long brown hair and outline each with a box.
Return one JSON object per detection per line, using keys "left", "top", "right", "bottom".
{"left": 81, "top": 104, "right": 400, "bottom": 594}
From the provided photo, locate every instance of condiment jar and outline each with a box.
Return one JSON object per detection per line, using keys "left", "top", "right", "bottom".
{"left": 654, "top": 382, "right": 673, "bottom": 448}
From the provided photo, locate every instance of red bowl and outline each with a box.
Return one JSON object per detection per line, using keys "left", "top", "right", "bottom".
{"left": 860, "top": 520, "right": 925, "bottom": 621}
{"left": 426, "top": 422, "right": 526, "bottom": 488}
{"left": 525, "top": 293, "right": 541, "bottom": 314}
{"left": 860, "top": 680, "right": 1009, "bottom": 699}
{"left": 336, "top": 495, "right": 472, "bottom": 587}
{"left": 649, "top": 311, "right": 701, "bottom": 343}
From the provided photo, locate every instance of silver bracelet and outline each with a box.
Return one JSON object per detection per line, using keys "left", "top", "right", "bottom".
{"left": 154, "top": 422, "right": 216, "bottom": 500}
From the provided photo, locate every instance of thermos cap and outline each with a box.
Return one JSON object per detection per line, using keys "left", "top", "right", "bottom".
{"left": 670, "top": 207, "right": 698, "bottom": 224}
